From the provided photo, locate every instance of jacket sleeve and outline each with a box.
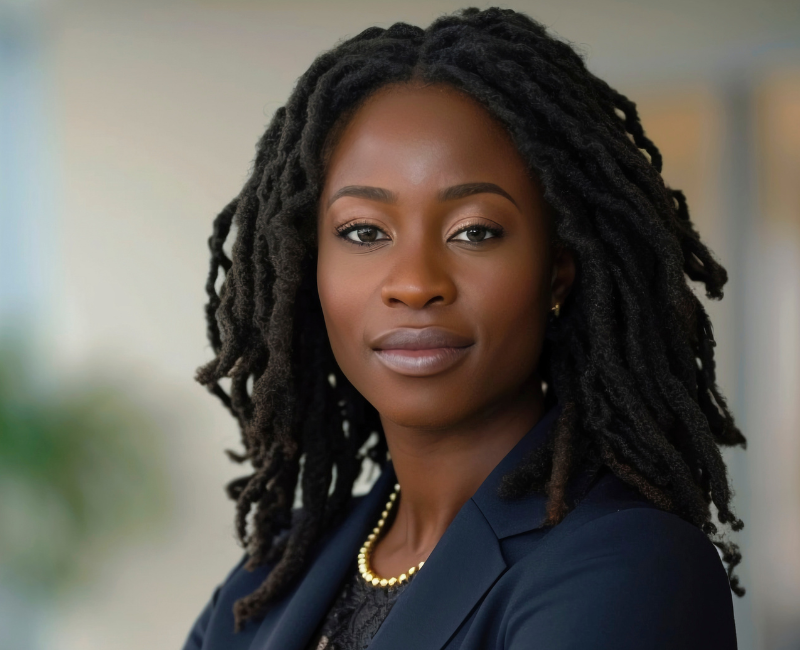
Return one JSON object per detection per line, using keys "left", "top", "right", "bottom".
{"left": 504, "top": 507, "right": 738, "bottom": 650}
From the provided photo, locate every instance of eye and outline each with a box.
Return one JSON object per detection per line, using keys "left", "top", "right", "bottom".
{"left": 340, "top": 224, "right": 390, "bottom": 245}
{"left": 451, "top": 225, "right": 502, "bottom": 243}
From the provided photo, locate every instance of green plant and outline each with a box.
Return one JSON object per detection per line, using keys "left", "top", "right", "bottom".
{"left": 0, "top": 343, "right": 167, "bottom": 596}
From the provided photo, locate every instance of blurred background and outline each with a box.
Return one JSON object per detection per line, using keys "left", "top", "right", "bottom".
{"left": 0, "top": 0, "right": 798, "bottom": 648}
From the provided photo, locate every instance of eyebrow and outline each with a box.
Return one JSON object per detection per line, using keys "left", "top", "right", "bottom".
{"left": 437, "top": 182, "right": 518, "bottom": 208}
{"left": 327, "top": 185, "right": 397, "bottom": 208}
{"left": 326, "top": 182, "right": 518, "bottom": 209}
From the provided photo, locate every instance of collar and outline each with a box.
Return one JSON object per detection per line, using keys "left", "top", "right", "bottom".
{"left": 470, "top": 401, "right": 561, "bottom": 538}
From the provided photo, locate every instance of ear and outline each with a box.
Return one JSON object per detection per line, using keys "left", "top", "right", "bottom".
{"left": 550, "top": 246, "right": 576, "bottom": 309}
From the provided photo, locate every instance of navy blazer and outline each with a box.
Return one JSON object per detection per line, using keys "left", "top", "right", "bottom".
{"left": 183, "top": 406, "right": 737, "bottom": 649}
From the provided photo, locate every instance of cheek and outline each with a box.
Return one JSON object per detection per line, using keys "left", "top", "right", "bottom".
{"left": 461, "top": 250, "right": 549, "bottom": 371}
{"left": 316, "top": 248, "right": 374, "bottom": 376}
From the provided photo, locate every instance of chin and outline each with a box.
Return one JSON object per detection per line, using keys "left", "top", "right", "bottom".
{"left": 368, "top": 390, "right": 483, "bottom": 431}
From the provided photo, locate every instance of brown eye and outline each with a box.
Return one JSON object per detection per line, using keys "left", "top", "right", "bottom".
{"left": 343, "top": 225, "right": 389, "bottom": 244}
{"left": 357, "top": 227, "right": 378, "bottom": 242}
{"left": 466, "top": 227, "right": 485, "bottom": 242}
{"left": 452, "top": 225, "right": 499, "bottom": 243}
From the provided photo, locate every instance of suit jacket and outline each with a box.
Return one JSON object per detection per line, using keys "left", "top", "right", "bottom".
{"left": 183, "top": 406, "right": 738, "bottom": 650}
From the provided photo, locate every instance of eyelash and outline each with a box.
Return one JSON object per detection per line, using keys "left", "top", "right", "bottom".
{"left": 334, "top": 220, "right": 389, "bottom": 247}
{"left": 334, "top": 220, "right": 505, "bottom": 247}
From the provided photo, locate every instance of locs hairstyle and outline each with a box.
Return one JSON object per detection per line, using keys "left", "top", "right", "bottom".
{"left": 195, "top": 7, "right": 747, "bottom": 629}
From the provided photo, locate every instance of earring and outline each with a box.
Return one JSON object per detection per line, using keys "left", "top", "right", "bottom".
{"left": 551, "top": 303, "right": 561, "bottom": 318}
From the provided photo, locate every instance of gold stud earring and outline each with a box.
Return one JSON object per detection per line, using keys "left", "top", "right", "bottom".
{"left": 551, "top": 303, "right": 561, "bottom": 317}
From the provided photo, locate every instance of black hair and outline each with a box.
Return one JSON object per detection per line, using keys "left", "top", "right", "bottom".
{"left": 195, "top": 6, "right": 746, "bottom": 630}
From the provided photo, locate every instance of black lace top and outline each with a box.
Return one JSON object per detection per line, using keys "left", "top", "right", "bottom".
{"left": 305, "top": 563, "right": 416, "bottom": 650}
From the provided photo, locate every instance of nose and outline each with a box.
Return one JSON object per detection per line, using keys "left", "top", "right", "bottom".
{"left": 380, "top": 241, "right": 457, "bottom": 310}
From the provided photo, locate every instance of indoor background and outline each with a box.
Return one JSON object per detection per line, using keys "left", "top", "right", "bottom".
{"left": 0, "top": 0, "right": 798, "bottom": 648}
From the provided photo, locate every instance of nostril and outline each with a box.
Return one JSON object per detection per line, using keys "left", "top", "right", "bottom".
{"left": 382, "top": 289, "right": 448, "bottom": 309}
{"left": 380, "top": 271, "right": 457, "bottom": 309}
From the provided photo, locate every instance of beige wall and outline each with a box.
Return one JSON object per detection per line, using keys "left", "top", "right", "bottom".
{"left": 750, "top": 71, "right": 800, "bottom": 649}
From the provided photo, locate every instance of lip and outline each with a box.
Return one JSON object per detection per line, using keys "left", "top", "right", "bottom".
{"left": 369, "top": 327, "right": 474, "bottom": 377}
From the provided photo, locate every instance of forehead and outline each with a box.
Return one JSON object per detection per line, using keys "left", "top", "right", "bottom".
{"left": 322, "top": 83, "right": 531, "bottom": 192}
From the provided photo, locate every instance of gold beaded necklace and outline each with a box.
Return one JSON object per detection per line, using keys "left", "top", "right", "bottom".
{"left": 357, "top": 482, "right": 425, "bottom": 588}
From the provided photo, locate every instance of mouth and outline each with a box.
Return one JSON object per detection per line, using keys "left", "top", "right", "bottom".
{"left": 369, "top": 327, "right": 474, "bottom": 377}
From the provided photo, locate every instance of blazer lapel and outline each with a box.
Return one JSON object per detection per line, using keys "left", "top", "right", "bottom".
{"left": 251, "top": 465, "right": 396, "bottom": 650}
{"left": 367, "top": 498, "right": 507, "bottom": 650}
{"left": 471, "top": 404, "right": 560, "bottom": 539}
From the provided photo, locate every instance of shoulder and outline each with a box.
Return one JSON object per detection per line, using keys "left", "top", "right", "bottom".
{"left": 498, "top": 477, "right": 737, "bottom": 649}
{"left": 541, "top": 505, "right": 731, "bottom": 597}
{"left": 181, "top": 553, "right": 264, "bottom": 650}
{"left": 182, "top": 494, "right": 370, "bottom": 650}
{"left": 540, "top": 470, "right": 728, "bottom": 576}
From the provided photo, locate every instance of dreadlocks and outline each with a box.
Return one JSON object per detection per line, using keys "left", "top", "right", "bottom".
{"left": 194, "top": 7, "right": 746, "bottom": 629}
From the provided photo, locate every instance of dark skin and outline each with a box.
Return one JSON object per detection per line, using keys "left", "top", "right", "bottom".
{"left": 317, "top": 83, "right": 576, "bottom": 578}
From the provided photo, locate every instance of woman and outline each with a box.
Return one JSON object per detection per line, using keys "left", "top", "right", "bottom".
{"left": 184, "top": 7, "right": 745, "bottom": 649}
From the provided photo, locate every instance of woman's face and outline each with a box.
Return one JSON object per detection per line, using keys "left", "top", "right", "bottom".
{"left": 317, "top": 83, "right": 573, "bottom": 430}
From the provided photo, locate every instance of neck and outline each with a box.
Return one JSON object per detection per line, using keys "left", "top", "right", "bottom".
{"left": 379, "top": 379, "right": 545, "bottom": 558}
